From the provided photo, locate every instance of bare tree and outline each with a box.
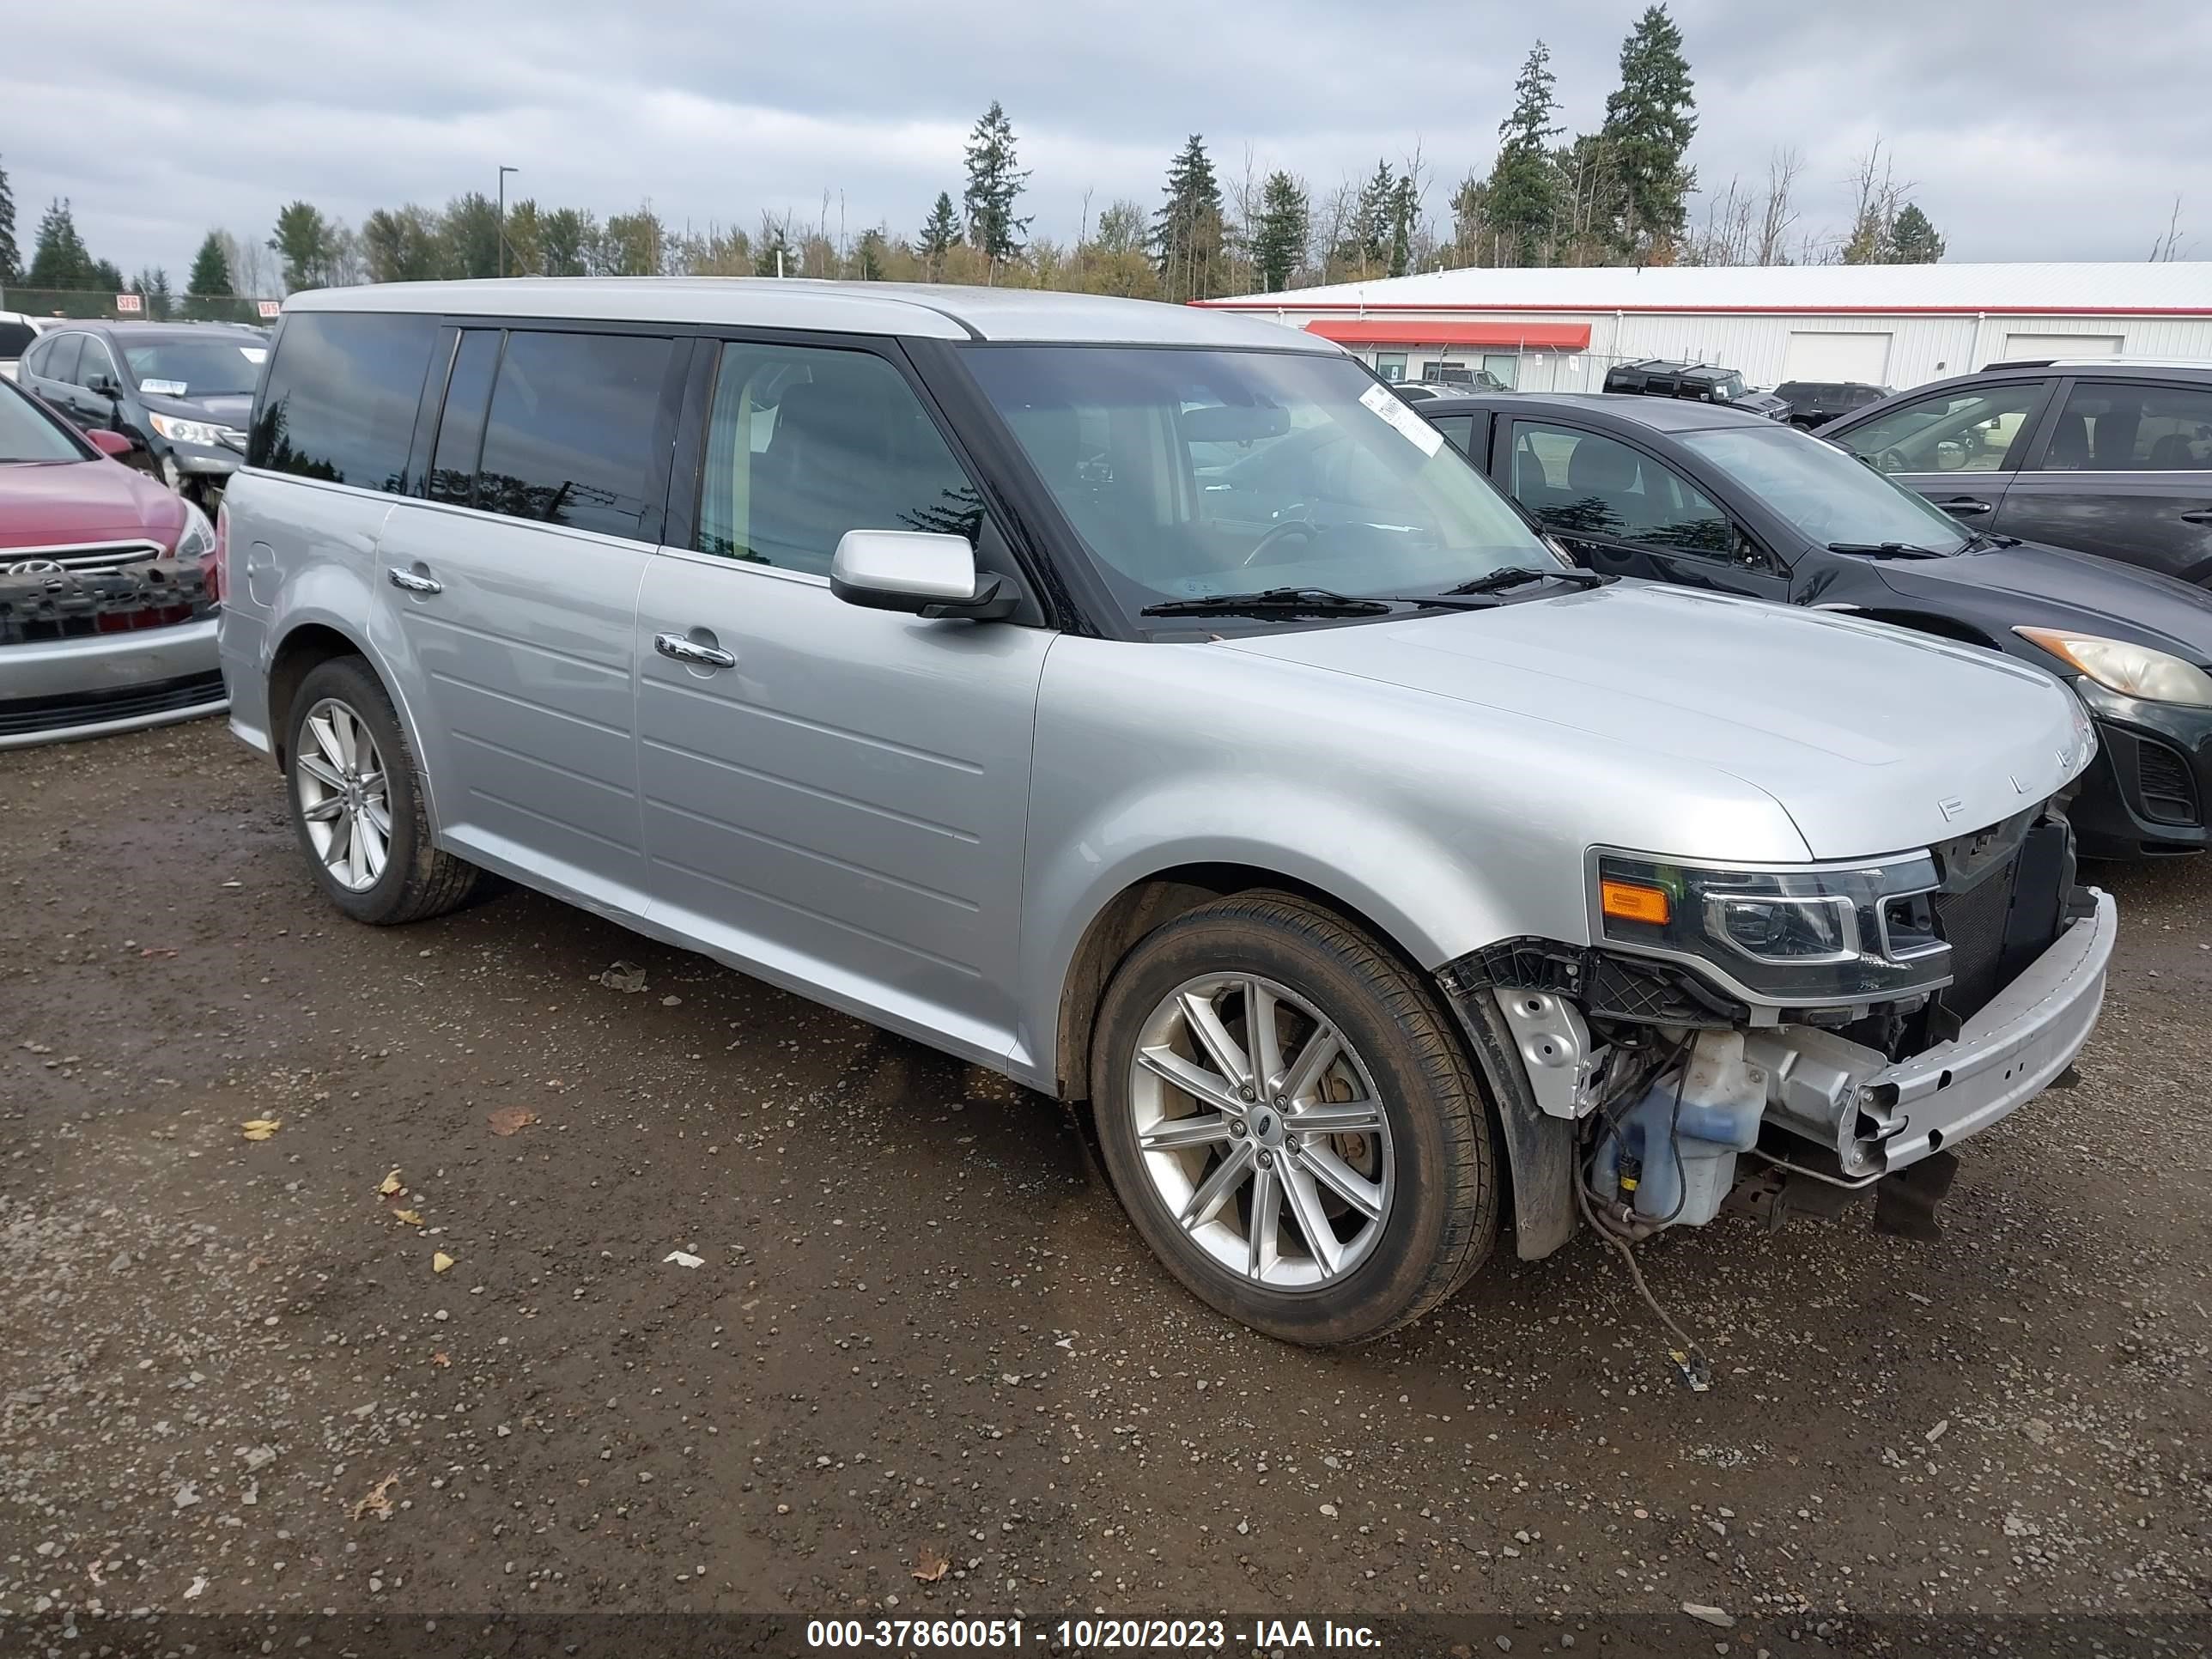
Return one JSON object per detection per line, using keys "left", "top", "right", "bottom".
{"left": 1755, "top": 147, "right": 1802, "bottom": 265}
{"left": 2149, "top": 195, "right": 2191, "bottom": 262}
{"left": 1839, "top": 138, "right": 1915, "bottom": 264}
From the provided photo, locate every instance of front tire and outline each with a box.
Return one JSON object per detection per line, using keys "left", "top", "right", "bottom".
{"left": 1090, "top": 892, "right": 1498, "bottom": 1345}
{"left": 285, "top": 656, "right": 482, "bottom": 926}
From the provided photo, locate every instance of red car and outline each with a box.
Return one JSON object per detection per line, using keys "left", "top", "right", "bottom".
{"left": 1, "top": 374, "right": 226, "bottom": 747}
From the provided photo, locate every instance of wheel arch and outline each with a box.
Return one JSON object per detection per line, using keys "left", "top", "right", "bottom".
{"left": 264, "top": 615, "right": 444, "bottom": 838}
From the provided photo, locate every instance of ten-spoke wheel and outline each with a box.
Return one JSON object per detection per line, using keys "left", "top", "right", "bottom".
{"left": 295, "top": 696, "right": 392, "bottom": 892}
{"left": 1092, "top": 891, "right": 1498, "bottom": 1345}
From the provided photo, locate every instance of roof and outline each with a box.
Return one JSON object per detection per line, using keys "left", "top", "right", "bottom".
{"left": 289, "top": 277, "right": 1342, "bottom": 349}
{"left": 1200, "top": 261, "right": 2212, "bottom": 318}
{"left": 1416, "top": 391, "right": 1771, "bottom": 431}
{"left": 54, "top": 319, "right": 264, "bottom": 338}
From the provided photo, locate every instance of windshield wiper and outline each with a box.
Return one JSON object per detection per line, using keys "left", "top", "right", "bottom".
{"left": 1826, "top": 541, "right": 1949, "bottom": 560}
{"left": 1141, "top": 586, "right": 1396, "bottom": 617}
{"left": 1442, "top": 565, "right": 1612, "bottom": 596}
{"left": 1962, "top": 532, "right": 2021, "bottom": 552}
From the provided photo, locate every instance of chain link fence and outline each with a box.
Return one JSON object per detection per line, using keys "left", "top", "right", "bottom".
{"left": 0, "top": 287, "right": 281, "bottom": 326}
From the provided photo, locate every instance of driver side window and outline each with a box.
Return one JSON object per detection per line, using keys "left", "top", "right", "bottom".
{"left": 1509, "top": 422, "right": 1736, "bottom": 557}
{"left": 1836, "top": 382, "right": 2048, "bottom": 475}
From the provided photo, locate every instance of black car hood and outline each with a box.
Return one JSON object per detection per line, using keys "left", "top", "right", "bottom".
{"left": 139, "top": 390, "right": 252, "bottom": 426}
{"left": 1875, "top": 539, "right": 2212, "bottom": 662}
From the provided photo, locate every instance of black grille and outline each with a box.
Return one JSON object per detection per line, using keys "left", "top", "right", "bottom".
{"left": 0, "top": 670, "right": 226, "bottom": 738}
{"left": 1931, "top": 854, "right": 2020, "bottom": 1021}
{"left": 2136, "top": 737, "right": 2201, "bottom": 826}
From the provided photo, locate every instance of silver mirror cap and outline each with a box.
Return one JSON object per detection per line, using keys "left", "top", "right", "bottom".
{"left": 830, "top": 529, "right": 978, "bottom": 604}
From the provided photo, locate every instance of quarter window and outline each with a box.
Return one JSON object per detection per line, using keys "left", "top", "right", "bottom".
{"left": 2035, "top": 381, "right": 2212, "bottom": 471}
{"left": 1510, "top": 422, "right": 1733, "bottom": 555}
{"left": 249, "top": 312, "right": 441, "bottom": 490}
{"left": 694, "top": 342, "right": 983, "bottom": 576}
{"left": 40, "top": 333, "right": 82, "bottom": 386}
{"left": 1835, "top": 382, "right": 2045, "bottom": 475}
{"left": 475, "top": 329, "right": 677, "bottom": 542}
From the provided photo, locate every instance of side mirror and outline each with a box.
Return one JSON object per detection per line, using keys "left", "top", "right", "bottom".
{"left": 830, "top": 530, "right": 1018, "bottom": 622}
{"left": 84, "top": 428, "right": 133, "bottom": 459}
{"left": 1933, "top": 441, "right": 1967, "bottom": 473}
{"left": 88, "top": 374, "right": 123, "bottom": 399}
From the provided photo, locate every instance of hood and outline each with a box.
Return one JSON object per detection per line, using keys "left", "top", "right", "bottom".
{"left": 0, "top": 457, "right": 186, "bottom": 550}
{"left": 1878, "top": 540, "right": 2212, "bottom": 664}
{"left": 1218, "top": 580, "right": 2092, "bottom": 860}
{"left": 141, "top": 390, "right": 253, "bottom": 428}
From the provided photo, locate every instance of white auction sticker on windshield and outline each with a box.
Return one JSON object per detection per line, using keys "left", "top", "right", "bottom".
{"left": 240, "top": 347, "right": 268, "bottom": 364}
{"left": 140, "top": 379, "right": 189, "bottom": 396}
{"left": 1359, "top": 381, "right": 1444, "bottom": 457}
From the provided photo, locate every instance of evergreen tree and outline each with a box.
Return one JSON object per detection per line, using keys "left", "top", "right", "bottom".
{"left": 27, "top": 198, "right": 96, "bottom": 289}
{"left": 917, "top": 191, "right": 963, "bottom": 276}
{"left": 1340, "top": 160, "right": 1400, "bottom": 275}
{"left": 269, "top": 200, "right": 336, "bottom": 291}
{"left": 1596, "top": 4, "right": 1698, "bottom": 262}
{"left": 1388, "top": 173, "right": 1419, "bottom": 276}
{"left": 91, "top": 259, "right": 125, "bottom": 295}
{"left": 1249, "top": 171, "right": 1309, "bottom": 294}
{"left": 1887, "top": 202, "right": 1946, "bottom": 264}
{"left": 128, "top": 267, "right": 174, "bottom": 319}
{"left": 186, "top": 232, "right": 234, "bottom": 306}
{"left": 753, "top": 214, "right": 795, "bottom": 277}
{"left": 1152, "top": 135, "right": 1225, "bottom": 301}
{"left": 1485, "top": 41, "right": 1564, "bottom": 266}
{"left": 441, "top": 193, "right": 503, "bottom": 280}
{"left": 0, "top": 155, "right": 19, "bottom": 285}
{"left": 855, "top": 227, "right": 890, "bottom": 281}
{"left": 962, "top": 101, "right": 1031, "bottom": 264}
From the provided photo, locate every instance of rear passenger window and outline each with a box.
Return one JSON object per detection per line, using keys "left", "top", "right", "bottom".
{"left": 474, "top": 330, "right": 675, "bottom": 542}
{"left": 2036, "top": 381, "right": 2212, "bottom": 472}
{"left": 694, "top": 342, "right": 983, "bottom": 576}
{"left": 40, "top": 334, "right": 82, "bottom": 386}
{"left": 428, "top": 330, "right": 501, "bottom": 507}
{"left": 250, "top": 312, "right": 439, "bottom": 490}
{"left": 1510, "top": 422, "right": 1732, "bottom": 554}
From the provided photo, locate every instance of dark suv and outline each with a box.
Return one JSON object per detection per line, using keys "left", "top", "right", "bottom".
{"left": 1775, "top": 380, "right": 1892, "bottom": 429}
{"left": 15, "top": 321, "right": 267, "bottom": 510}
{"left": 1821, "top": 360, "right": 2212, "bottom": 587}
{"left": 1602, "top": 358, "right": 1788, "bottom": 421}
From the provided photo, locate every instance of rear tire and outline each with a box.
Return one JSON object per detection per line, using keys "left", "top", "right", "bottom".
{"left": 284, "top": 656, "right": 481, "bottom": 926}
{"left": 1090, "top": 891, "right": 1498, "bottom": 1345}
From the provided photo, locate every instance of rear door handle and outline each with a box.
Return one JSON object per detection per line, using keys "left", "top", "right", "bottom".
{"left": 1936, "top": 498, "right": 1994, "bottom": 515}
{"left": 2179, "top": 509, "right": 2212, "bottom": 525}
{"left": 387, "top": 566, "right": 442, "bottom": 594}
{"left": 654, "top": 632, "right": 737, "bottom": 669}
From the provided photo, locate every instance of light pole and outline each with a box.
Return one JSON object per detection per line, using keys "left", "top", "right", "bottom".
{"left": 497, "top": 166, "right": 520, "bottom": 277}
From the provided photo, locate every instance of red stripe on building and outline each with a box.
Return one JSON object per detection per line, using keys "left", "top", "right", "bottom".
{"left": 1304, "top": 319, "right": 1593, "bottom": 349}
{"left": 1213, "top": 301, "right": 2212, "bottom": 319}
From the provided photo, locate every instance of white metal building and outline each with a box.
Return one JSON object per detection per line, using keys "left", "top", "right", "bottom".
{"left": 1194, "top": 262, "right": 2212, "bottom": 393}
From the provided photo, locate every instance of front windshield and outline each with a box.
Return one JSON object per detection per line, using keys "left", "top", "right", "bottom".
{"left": 959, "top": 345, "right": 1552, "bottom": 620}
{"left": 0, "top": 383, "right": 88, "bottom": 464}
{"left": 119, "top": 338, "right": 266, "bottom": 398}
{"left": 1683, "top": 424, "right": 1972, "bottom": 553}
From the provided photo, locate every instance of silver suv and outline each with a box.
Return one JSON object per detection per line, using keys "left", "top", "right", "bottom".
{"left": 217, "top": 280, "right": 2115, "bottom": 1345}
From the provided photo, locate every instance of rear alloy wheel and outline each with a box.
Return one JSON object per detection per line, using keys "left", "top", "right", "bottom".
{"left": 1091, "top": 892, "right": 1498, "bottom": 1345}
{"left": 284, "top": 656, "right": 483, "bottom": 926}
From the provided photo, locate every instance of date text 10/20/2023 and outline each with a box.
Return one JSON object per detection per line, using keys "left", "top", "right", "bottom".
{"left": 803, "top": 1617, "right": 1383, "bottom": 1650}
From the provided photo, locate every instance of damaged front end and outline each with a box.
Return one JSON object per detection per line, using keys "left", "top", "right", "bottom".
{"left": 1439, "top": 801, "right": 2117, "bottom": 1258}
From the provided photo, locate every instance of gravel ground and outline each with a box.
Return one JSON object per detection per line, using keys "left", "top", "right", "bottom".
{"left": 2, "top": 717, "right": 2208, "bottom": 1656}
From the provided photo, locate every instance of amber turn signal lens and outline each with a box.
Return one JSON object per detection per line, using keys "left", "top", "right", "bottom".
{"left": 1600, "top": 878, "right": 1671, "bottom": 925}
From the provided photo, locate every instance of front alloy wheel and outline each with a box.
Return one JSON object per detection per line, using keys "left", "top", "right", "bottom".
{"left": 1091, "top": 891, "right": 1498, "bottom": 1345}
{"left": 1130, "top": 974, "right": 1394, "bottom": 1287}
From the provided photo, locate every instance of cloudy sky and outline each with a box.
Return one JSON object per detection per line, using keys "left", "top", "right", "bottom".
{"left": 6, "top": 0, "right": 2207, "bottom": 287}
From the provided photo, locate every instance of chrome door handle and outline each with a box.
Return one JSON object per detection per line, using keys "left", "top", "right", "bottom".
{"left": 654, "top": 632, "right": 737, "bottom": 669}
{"left": 1936, "top": 499, "right": 1993, "bottom": 515}
{"left": 387, "top": 566, "right": 443, "bottom": 594}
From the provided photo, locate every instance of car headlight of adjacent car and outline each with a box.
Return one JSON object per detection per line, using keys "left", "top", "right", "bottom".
{"left": 2014, "top": 627, "right": 2212, "bottom": 708}
{"left": 174, "top": 501, "right": 216, "bottom": 563}
{"left": 1592, "top": 850, "right": 1949, "bottom": 1006}
{"left": 149, "top": 411, "right": 226, "bottom": 448}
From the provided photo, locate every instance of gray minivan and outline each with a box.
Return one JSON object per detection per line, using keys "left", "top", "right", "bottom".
{"left": 218, "top": 280, "right": 2114, "bottom": 1345}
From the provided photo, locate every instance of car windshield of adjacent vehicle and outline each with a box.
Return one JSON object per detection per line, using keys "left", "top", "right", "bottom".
{"left": 958, "top": 345, "right": 1557, "bottom": 624}
{"left": 0, "top": 383, "right": 89, "bottom": 464}
{"left": 118, "top": 337, "right": 267, "bottom": 398}
{"left": 1682, "top": 422, "right": 1973, "bottom": 554}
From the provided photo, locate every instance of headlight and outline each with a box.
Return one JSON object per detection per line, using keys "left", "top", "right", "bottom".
{"left": 174, "top": 501, "right": 216, "bottom": 562}
{"left": 2014, "top": 627, "right": 2212, "bottom": 708}
{"left": 149, "top": 412, "right": 225, "bottom": 447}
{"left": 1594, "top": 849, "right": 1948, "bottom": 1006}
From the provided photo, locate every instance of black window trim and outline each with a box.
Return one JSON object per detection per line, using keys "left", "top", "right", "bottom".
{"left": 1504, "top": 415, "right": 1784, "bottom": 573}
{"left": 2019, "top": 374, "right": 2212, "bottom": 477}
{"left": 668, "top": 325, "right": 1063, "bottom": 631}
